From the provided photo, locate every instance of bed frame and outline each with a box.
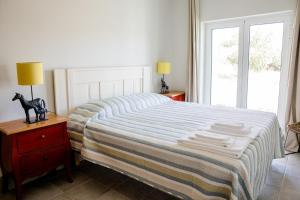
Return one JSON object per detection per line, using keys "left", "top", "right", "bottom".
{"left": 53, "top": 66, "right": 151, "bottom": 116}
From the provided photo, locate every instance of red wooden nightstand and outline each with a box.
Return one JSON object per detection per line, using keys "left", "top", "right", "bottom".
{"left": 0, "top": 114, "right": 73, "bottom": 200}
{"left": 161, "top": 91, "right": 185, "bottom": 102}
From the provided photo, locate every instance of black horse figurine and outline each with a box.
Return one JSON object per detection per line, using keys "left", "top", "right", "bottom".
{"left": 160, "top": 77, "right": 169, "bottom": 94}
{"left": 12, "top": 93, "right": 48, "bottom": 124}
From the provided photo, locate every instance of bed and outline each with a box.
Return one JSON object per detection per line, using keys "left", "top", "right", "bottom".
{"left": 54, "top": 67, "right": 284, "bottom": 200}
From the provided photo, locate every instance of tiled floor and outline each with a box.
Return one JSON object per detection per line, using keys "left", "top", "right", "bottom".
{"left": 258, "top": 153, "right": 300, "bottom": 200}
{"left": 0, "top": 153, "right": 299, "bottom": 200}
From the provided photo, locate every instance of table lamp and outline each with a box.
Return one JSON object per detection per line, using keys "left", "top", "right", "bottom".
{"left": 157, "top": 61, "right": 171, "bottom": 94}
{"left": 16, "top": 62, "right": 44, "bottom": 100}
{"left": 13, "top": 62, "right": 47, "bottom": 124}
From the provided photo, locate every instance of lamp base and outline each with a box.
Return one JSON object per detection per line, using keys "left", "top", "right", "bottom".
{"left": 160, "top": 91, "right": 170, "bottom": 94}
{"left": 24, "top": 117, "right": 48, "bottom": 124}
{"left": 160, "top": 86, "right": 169, "bottom": 94}
{"left": 160, "top": 76, "right": 169, "bottom": 94}
{"left": 12, "top": 92, "right": 48, "bottom": 125}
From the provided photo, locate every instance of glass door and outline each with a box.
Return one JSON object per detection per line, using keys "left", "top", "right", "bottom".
{"left": 204, "top": 13, "right": 292, "bottom": 114}
{"left": 246, "top": 23, "right": 284, "bottom": 113}
{"left": 211, "top": 27, "right": 240, "bottom": 107}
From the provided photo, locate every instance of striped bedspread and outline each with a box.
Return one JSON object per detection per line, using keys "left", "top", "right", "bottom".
{"left": 68, "top": 93, "right": 284, "bottom": 200}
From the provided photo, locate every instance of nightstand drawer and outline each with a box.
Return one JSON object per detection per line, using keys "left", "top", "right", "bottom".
{"left": 19, "top": 146, "right": 66, "bottom": 177}
{"left": 43, "top": 146, "right": 66, "bottom": 170}
{"left": 17, "top": 123, "right": 65, "bottom": 154}
{"left": 161, "top": 91, "right": 185, "bottom": 102}
{"left": 19, "top": 151, "right": 44, "bottom": 176}
{"left": 171, "top": 95, "right": 185, "bottom": 101}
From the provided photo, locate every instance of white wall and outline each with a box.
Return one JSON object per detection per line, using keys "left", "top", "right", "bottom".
{"left": 1, "top": 0, "right": 297, "bottom": 122}
{"left": 168, "top": 0, "right": 189, "bottom": 92}
{"left": 200, "top": 0, "right": 297, "bottom": 21}
{"left": 0, "top": 0, "right": 175, "bottom": 121}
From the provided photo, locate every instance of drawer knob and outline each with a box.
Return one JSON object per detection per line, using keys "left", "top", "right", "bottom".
{"left": 41, "top": 135, "right": 46, "bottom": 139}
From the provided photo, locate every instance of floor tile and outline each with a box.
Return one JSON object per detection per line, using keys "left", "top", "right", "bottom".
{"left": 141, "top": 188, "right": 179, "bottom": 200}
{"left": 50, "top": 170, "right": 90, "bottom": 192}
{"left": 109, "top": 179, "right": 157, "bottom": 200}
{"left": 280, "top": 175, "right": 300, "bottom": 192}
{"left": 279, "top": 188, "right": 300, "bottom": 200}
{"left": 271, "top": 158, "right": 287, "bottom": 174}
{"left": 265, "top": 158, "right": 286, "bottom": 188}
{"left": 97, "top": 189, "right": 132, "bottom": 200}
{"left": 287, "top": 153, "right": 300, "bottom": 166}
{"left": 51, "top": 195, "right": 72, "bottom": 200}
{"left": 257, "top": 184, "right": 280, "bottom": 200}
{"left": 273, "top": 157, "right": 288, "bottom": 164}
{"left": 87, "top": 166, "right": 129, "bottom": 187}
{"left": 23, "top": 179, "right": 63, "bottom": 200}
{"left": 266, "top": 170, "right": 284, "bottom": 188}
{"left": 0, "top": 191, "right": 15, "bottom": 200}
{"left": 285, "top": 164, "right": 300, "bottom": 178}
{"left": 62, "top": 178, "right": 111, "bottom": 200}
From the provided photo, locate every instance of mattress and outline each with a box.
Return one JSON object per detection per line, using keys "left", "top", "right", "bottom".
{"left": 67, "top": 93, "right": 284, "bottom": 200}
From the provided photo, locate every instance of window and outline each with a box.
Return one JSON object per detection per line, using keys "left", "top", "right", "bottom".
{"left": 211, "top": 27, "right": 239, "bottom": 107}
{"left": 203, "top": 12, "right": 292, "bottom": 113}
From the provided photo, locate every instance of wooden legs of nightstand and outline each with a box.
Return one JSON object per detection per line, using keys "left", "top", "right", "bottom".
{"left": 1, "top": 161, "right": 22, "bottom": 200}
{"left": 13, "top": 176, "right": 22, "bottom": 200}
{"left": 1, "top": 173, "right": 22, "bottom": 200}
{"left": 1, "top": 166, "right": 73, "bottom": 200}
{"left": 65, "top": 163, "right": 73, "bottom": 183}
{"left": 65, "top": 149, "right": 73, "bottom": 183}
{"left": 1, "top": 173, "right": 9, "bottom": 194}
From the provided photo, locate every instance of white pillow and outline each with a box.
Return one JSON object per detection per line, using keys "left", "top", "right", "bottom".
{"left": 71, "top": 93, "right": 171, "bottom": 120}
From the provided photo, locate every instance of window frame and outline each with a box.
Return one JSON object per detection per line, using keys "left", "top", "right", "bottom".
{"left": 202, "top": 11, "right": 293, "bottom": 114}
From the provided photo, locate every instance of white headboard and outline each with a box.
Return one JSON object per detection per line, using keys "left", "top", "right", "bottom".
{"left": 53, "top": 66, "right": 151, "bottom": 116}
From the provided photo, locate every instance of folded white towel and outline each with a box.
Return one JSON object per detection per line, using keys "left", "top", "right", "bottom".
{"left": 208, "top": 126, "right": 260, "bottom": 139}
{"left": 195, "top": 131, "right": 231, "bottom": 140}
{"left": 193, "top": 131, "right": 233, "bottom": 146}
{"left": 177, "top": 124, "right": 262, "bottom": 158}
{"left": 210, "top": 125, "right": 250, "bottom": 134}
{"left": 177, "top": 137, "right": 249, "bottom": 158}
{"left": 213, "top": 122, "right": 245, "bottom": 130}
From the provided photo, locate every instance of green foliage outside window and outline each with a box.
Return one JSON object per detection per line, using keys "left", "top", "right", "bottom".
{"left": 222, "top": 30, "right": 281, "bottom": 72}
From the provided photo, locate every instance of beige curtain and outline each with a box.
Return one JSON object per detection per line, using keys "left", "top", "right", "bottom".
{"left": 186, "top": 0, "right": 200, "bottom": 102}
{"left": 285, "top": 0, "right": 300, "bottom": 152}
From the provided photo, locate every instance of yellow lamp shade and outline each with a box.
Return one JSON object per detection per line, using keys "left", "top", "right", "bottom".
{"left": 157, "top": 62, "right": 171, "bottom": 75}
{"left": 16, "top": 62, "right": 44, "bottom": 85}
